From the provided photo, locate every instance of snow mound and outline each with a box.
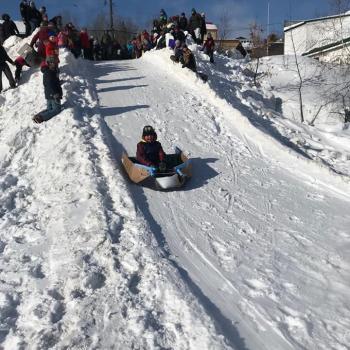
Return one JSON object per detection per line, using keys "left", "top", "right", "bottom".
{"left": 0, "top": 50, "right": 231, "bottom": 349}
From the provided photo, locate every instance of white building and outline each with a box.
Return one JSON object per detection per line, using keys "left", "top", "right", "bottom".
{"left": 284, "top": 11, "right": 350, "bottom": 63}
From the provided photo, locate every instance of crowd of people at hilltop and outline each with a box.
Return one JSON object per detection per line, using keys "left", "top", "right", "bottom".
{"left": 128, "top": 7, "right": 215, "bottom": 72}
{"left": 1, "top": 3, "right": 216, "bottom": 122}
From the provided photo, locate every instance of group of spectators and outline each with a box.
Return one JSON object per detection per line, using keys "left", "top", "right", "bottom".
{"left": 128, "top": 8, "right": 215, "bottom": 66}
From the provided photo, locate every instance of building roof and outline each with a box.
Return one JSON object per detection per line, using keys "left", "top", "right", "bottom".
{"left": 284, "top": 12, "right": 350, "bottom": 32}
{"left": 302, "top": 36, "right": 350, "bottom": 56}
{"left": 206, "top": 22, "right": 218, "bottom": 31}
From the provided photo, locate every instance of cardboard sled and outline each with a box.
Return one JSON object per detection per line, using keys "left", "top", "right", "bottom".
{"left": 18, "top": 43, "right": 42, "bottom": 67}
{"left": 122, "top": 147, "right": 192, "bottom": 190}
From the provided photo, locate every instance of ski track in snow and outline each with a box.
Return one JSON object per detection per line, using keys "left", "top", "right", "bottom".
{"left": 0, "top": 37, "right": 349, "bottom": 350}
{"left": 95, "top": 49, "right": 350, "bottom": 350}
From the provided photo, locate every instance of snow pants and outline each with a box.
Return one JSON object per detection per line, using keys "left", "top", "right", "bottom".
{"left": 0, "top": 63, "right": 16, "bottom": 92}
{"left": 38, "top": 99, "right": 62, "bottom": 121}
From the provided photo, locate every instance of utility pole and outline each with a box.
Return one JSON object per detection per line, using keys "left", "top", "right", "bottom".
{"left": 266, "top": 1, "right": 270, "bottom": 56}
{"left": 109, "top": 0, "right": 114, "bottom": 30}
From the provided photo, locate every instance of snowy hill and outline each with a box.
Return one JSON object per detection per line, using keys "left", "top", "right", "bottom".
{"left": 0, "top": 36, "right": 350, "bottom": 350}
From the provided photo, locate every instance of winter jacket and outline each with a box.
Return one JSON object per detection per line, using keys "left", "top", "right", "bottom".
{"left": 30, "top": 26, "right": 49, "bottom": 47}
{"left": 173, "top": 30, "right": 186, "bottom": 43}
{"left": 136, "top": 140, "right": 165, "bottom": 166}
{"left": 179, "top": 16, "right": 188, "bottom": 31}
{"left": 45, "top": 41, "right": 59, "bottom": 62}
{"left": 28, "top": 6, "right": 42, "bottom": 23}
{"left": 41, "top": 65, "right": 62, "bottom": 100}
{"left": 80, "top": 31, "right": 90, "bottom": 49}
{"left": 20, "top": 1, "right": 30, "bottom": 22}
{"left": 0, "top": 45, "right": 14, "bottom": 65}
{"left": 201, "top": 17, "right": 207, "bottom": 37}
{"left": 189, "top": 13, "right": 203, "bottom": 31}
{"left": 203, "top": 37, "right": 215, "bottom": 51}
{"left": 181, "top": 49, "right": 197, "bottom": 72}
{"left": 1, "top": 20, "right": 19, "bottom": 41}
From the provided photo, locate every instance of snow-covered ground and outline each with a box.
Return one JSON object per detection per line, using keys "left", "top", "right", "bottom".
{"left": 0, "top": 35, "right": 350, "bottom": 350}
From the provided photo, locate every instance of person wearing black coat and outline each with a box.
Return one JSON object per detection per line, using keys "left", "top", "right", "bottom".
{"left": 1, "top": 14, "right": 20, "bottom": 42}
{"left": 179, "top": 13, "right": 188, "bottom": 31}
{"left": 33, "top": 57, "right": 62, "bottom": 123}
{"left": 20, "top": 0, "right": 31, "bottom": 36}
{"left": 188, "top": 8, "right": 203, "bottom": 44}
{"left": 200, "top": 13, "right": 207, "bottom": 45}
{"left": 28, "top": 1, "right": 42, "bottom": 33}
{"left": 0, "top": 44, "right": 16, "bottom": 92}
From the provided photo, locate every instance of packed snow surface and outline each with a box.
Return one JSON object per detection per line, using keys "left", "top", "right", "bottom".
{"left": 0, "top": 37, "right": 350, "bottom": 350}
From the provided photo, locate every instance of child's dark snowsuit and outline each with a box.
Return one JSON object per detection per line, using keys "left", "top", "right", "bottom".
{"left": 33, "top": 63, "right": 62, "bottom": 122}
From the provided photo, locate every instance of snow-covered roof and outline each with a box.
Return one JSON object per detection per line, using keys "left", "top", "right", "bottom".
{"left": 284, "top": 12, "right": 350, "bottom": 32}
{"left": 206, "top": 23, "right": 218, "bottom": 31}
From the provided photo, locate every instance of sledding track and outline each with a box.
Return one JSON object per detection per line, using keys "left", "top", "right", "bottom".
{"left": 95, "top": 53, "right": 350, "bottom": 350}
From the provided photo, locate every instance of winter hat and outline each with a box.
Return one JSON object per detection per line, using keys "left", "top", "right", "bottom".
{"left": 2, "top": 14, "right": 10, "bottom": 21}
{"left": 142, "top": 125, "right": 156, "bottom": 137}
{"left": 191, "top": 8, "right": 196, "bottom": 14}
{"left": 181, "top": 12, "right": 185, "bottom": 16}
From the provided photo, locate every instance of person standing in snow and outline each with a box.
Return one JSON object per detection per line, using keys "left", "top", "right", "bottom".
{"left": 159, "top": 9, "right": 168, "bottom": 28}
{"left": 179, "top": 12, "right": 188, "bottom": 31}
{"left": 80, "top": 28, "right": 91, "bottom": 59}
{"left": 0, "top": 44, "right": 16, "bottom": 93}
{"left": 200, "top": 13, "right": 207, "bottom": 45}
{"left": 28, "top": 1, "right": 42, "bottom": 33}
{"left": 1, "top": 14, "right": 20, "bottom": 42}
{"left": 30, "top": 21, "right": 50, "bottom": 58}
{"left": 20, "top": 0, "right": 31, "bottom": 37}
{"left": 14, "top": 55, "right": 30, "bottom": 84}
{"left": 136, "top": 126, "right": 166, "bottom": 174}
{"left": 202, "top": 32, "right": 215, "bottom": 63}
{"left": 188, "top": 8, "right": 203, "bottom": 45}
{"left": 33, "top": 56, "right": 62, "bottom": 123}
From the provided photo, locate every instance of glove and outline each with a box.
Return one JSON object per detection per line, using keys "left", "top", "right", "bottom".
{"left": 149, "top": 167, "right": 157, "bottom": 177}
{"left": 158, "top": 162, "right": 166, "bottom": 172}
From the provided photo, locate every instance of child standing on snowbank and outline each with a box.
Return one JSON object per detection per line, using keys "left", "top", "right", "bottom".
{"left": 32, "top": 56, "right": 62, "bottom": 123}
{"left": 0, "top": 44, "right": 16, "bottom": 93}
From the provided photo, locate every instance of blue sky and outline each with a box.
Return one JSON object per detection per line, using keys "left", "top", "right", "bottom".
{"left": 2, "top": 0, "right": 339, "bottom": 37}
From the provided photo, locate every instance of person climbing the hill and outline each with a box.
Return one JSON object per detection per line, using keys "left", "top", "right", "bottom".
{"left": 202, "top": 32, "right": 215, "bottom": 63}
{"left": 136, "top": 126, "right": 167, "bottom": 174}
{"left": 188, "top": 8, "right": 203, "bottom": 44}
{"left": 14, "top": 55, "right": 30, "bottom": 84}
{"left": 0, "top": 43, "right": 16, "bottom": 93}
{"left": 32, "top": 56, "right": 62, "bottom": 123}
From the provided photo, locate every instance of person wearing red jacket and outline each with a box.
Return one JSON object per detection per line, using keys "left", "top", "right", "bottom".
{"left": 136, "top": 126, "right": 166, "bottom": 174}
{"left": 45, "top": 35, "right": 59, "bottom": 64}
{"left": 202, "top": 32, "right": 215, "bottom": 63}
{"left": 30, "top": 22, "right": 49, "bottom": 58}
{"left": 80, "top": 28, "right": 92, "bottom": 59}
